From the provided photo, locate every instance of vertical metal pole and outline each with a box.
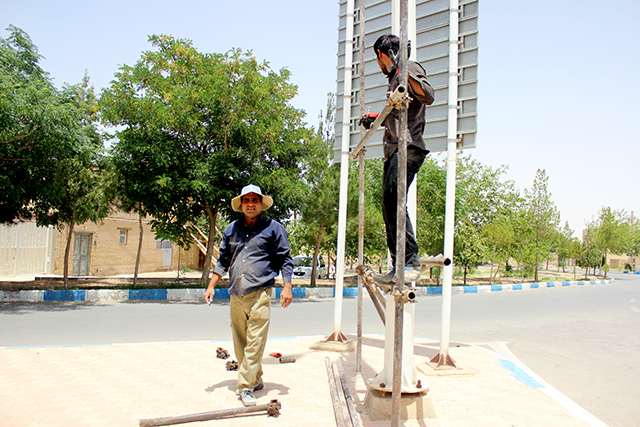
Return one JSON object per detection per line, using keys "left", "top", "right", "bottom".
{"left": 356, "top": 0, "right": 366, "bottom": 373}
{"left": 434, "top": 0, "right": 459, "bottom": 367}
{"left": 357, "top": 150, "right": 365, "bottom": 369}
{"left": 334, "top": 0, "right": 355, "bottom": 338}
{"left": 392, "top": 1, "right": 409, "bottom": 425}
{"left": 407, "top": 0, "right": 418, "bottom": 239}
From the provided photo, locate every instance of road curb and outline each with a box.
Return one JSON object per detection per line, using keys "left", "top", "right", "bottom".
{"left": 0, "top": 278, "right": 615, "bottom": 303}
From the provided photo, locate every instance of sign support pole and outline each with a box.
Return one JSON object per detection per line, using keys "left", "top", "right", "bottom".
{"left": 431, "top": 0, "right": 459, "bottom": 368}
{"left": 330, "top": 0, "right": 355, "bottom": 344}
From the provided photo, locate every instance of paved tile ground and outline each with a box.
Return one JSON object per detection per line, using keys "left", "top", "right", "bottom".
{"left": 0, "top": 335, "right": 600, "bottom": 427}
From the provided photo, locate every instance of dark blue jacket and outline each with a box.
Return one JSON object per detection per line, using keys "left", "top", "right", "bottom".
{"left": 213, "top": 215, "right": 293, "bottom": 297}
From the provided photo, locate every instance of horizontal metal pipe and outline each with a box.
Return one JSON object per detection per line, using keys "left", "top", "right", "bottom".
{"left": 139, "top": 400, "right": 281, "bottom": 427}
{"left": 420, "top": 254, "right": 451, "bottom": 268}
{"left": 349, "top": 85, "right": 407, "bottom": 160}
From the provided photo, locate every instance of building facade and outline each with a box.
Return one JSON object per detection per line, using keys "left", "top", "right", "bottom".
{"left": 1, "top": 212, "right": 203, "bottom": 279}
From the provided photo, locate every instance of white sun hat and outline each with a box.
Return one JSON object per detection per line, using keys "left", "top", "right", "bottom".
{"left": 231, "top": 184, "right": 274, "bottom": 212}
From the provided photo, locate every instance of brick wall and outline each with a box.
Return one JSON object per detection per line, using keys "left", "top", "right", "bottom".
{"left": 53, "top": 212, "right": 202, "bottom": 277}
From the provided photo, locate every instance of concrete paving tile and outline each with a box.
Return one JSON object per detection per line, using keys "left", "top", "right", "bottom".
{"left": 0, "top": 336, "right": 602, "bottom": 427}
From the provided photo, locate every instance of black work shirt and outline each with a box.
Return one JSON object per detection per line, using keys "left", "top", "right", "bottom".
{"left": 212, "top": 216, "right": 294, "bottom": 297}
{"left": 383, "top": 61, "right": 435, "bottom": 160}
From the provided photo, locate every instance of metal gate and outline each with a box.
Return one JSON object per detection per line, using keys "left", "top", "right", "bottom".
{"left": 0, "top": 221, "right": 55, "bottom": 277}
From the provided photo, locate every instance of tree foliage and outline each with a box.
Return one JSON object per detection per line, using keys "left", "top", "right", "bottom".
{"left": 482, "top": 214, "right": 515, "bottom": 282}
{"left": 290, "top": 95, "right": 341, "bottom": 285}
{"left": 0, "top": 26, "right": 95, "bottom": 225}
{"left": 588, "top": 207, "right": 630, "bottom": 278}
{"left": 100, "top": 35, "right": 324, "bottom": 283}
{"left": 1, "top": 27, "right": 112, "bottom": 287}
{"left": 524, "top": 169, "right": 560, "bottom": 281}
{"left": 454, "top": 217, "right": 487, "bottom": 284}
{"left": 415, "top": 157, "right": 447, "bottom": 258}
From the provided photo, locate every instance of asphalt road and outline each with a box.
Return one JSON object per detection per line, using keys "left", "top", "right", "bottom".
{"left": 1, "top": 272, "right": 638, "bottom": 426}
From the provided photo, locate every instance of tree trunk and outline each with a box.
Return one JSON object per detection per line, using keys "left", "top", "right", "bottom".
{"left": 463, "top": 265, "right": 468, "bottom": 285}
{"left": 328, "top": 253, "right": 335, "bottom": 279}
{"left": 534, "top": 236, "right": 540, "bottom": 282}
{"left": 489, "top": 243, "right": 496, "bottom": 285}
{"left": 325, "top": 251, "right": 330, "bottom": 279}
{"left": 520, "top": 248, "right": 525, "bottom": 282}
{"left": 63, "top": 208, "right": 76, "bottom": 290}
{"left": 134, "top": 213, "right": 144, "bottom": 287}
{"left": 492, "top": 264, "right": 501, "bottom": 280}
{"left": 310, "top": 223, "right": 324, "bottom": 287}
{"left": 202, "top": 201, "right": 220, "bottom": 286}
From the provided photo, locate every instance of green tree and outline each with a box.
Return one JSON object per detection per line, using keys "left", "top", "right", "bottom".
{"left": 510, "top": 201, "right": 536, "bottom": 280}
{"left": 344, "top": 159, "right": 387, "bottom": 265}
{"left": 555, "top": 221, "right": 575, "bottom": 273}
{"left": 415, "top": 157, "right": 446, "bottom": 259}
{"left": 1, "top": 27, "right": 112, "bottom": 287}
{"left": 456, "top": 155, "right": 517, "bottom": 228}
{"left": 578, "top": 228, "right": 601, "bottom": 278}
{"left": 296, "top": 93, "right": 340, "bottom": 285}
{"left": 482, "top": 215, "right": 515, "bottom": 283}
{"left": 567, "top": 237, "right": 583, "bottom": 280}
{"left": 0, "top": 26, "right": 88, "bottom": 224}
{"left": 295, "top": 157, "right": 340, "bottom": 285}
{"left": 625, "top": 215, "right": 640, "bottom": 271}
{"left": 55, "top": 151, "right": 114, "bottom": 288}
{"left": 54, "top": 76, "right": 113, "bottom": 288}
{"left": 110, "top": 164, "right": 149, "bottom": 287}
{"left": 101, "top": 35, "right": 323, "bottom": 284}
{"left": 590, "top": 207, "right": 628, "bottom": 278}
{"left": 454, "top": 217, "right": 487, "bottom": 284}
{"left": 524, "top": 169, "right": 560, "bottom": 281}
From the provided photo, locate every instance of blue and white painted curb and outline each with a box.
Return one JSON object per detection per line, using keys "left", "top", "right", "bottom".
{"left": 0, "top": 278, "right": 615, "bottom": 303}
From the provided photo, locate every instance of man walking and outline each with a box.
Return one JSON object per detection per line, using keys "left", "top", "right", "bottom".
{"left": 204, "top": 184, "right": 293, "bottom": 407}
{"left": 371, "top": 34, "right": 435, "bottom": 284}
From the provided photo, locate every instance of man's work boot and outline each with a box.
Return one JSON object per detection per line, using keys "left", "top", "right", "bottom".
{"left": 373, "top": 268, "right": 396, "bottom": 285}
{"left": 373, "top": 267, "right": 420, "bottom": 285}
{"left": 404, "top": 266, "right": 420, "bottom": 282}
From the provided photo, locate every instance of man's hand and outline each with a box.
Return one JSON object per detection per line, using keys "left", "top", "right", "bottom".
{"left": 280, "top": 283, "right": 293, "bottom": 308}
{"left": 359, "top": 112, "right": 380, "bottom": 130}
{"left": 204, "top": 287, "right": 215, "bottom": 305}
{"left": 204, "top": 273, "right": 221, "bottom": 305}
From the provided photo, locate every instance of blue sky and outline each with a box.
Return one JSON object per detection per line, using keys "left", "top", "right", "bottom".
{"left": 2, "top": 0, "right": 638, "bottom": 236}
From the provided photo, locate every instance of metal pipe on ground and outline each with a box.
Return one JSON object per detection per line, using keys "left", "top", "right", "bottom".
{"left": 335, "top": 359, "right": 363, "bottom": 427}
{"left": 325, "top": 357, "right": 349, "bottom": 427}
{"left": 138, "top": 400, "right": 281, "bottom": 427}
{"left": 325, "top": 357, "right": 362, "bottom": 427}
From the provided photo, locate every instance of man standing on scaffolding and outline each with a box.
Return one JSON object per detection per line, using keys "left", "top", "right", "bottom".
{"left": 370, "top": 34, "right": 435, "bottom": 284}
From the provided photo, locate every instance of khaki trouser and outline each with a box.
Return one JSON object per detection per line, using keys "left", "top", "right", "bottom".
{"left": 230, "top": 288, "right": 271, "bottom": 392}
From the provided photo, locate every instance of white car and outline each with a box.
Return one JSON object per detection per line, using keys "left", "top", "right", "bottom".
{"left": 292, "top": 255, "right": 327, "bottom": 280}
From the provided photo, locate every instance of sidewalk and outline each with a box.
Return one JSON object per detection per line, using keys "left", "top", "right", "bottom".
{"left": 0, "top": 334, "right": 608, "bottom": 427}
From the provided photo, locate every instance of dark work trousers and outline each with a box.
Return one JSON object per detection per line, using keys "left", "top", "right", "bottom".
{"left": 382, "top": 147, "right": 426, "bottom": 269}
